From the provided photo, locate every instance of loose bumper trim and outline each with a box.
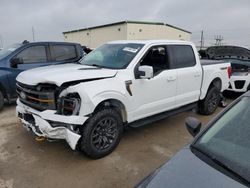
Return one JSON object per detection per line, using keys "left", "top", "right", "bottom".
{"left": 16, "top": 99, "right": 88, "bottom": 150}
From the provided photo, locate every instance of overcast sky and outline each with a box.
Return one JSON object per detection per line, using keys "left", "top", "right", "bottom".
{"left": 0, "top": 0, "right": 250, "bottom": 48}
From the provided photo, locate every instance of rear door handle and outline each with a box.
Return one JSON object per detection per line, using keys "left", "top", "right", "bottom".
{"left": 194, "top": 74, "right": 201, "bottom": 78}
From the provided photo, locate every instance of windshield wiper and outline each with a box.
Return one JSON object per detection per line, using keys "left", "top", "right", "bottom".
{"left": 89, "top": 64, "right": 103, "bottom": 68}
{"left": 191, "top": 145, "right": 250, "bottom": 186}
{"left": 85, "top": 64, "right": 113, "bottom": 69}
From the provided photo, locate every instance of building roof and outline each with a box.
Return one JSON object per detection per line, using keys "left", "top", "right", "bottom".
{"left": 63, "top": 20, "right": 191, "bottom": 34}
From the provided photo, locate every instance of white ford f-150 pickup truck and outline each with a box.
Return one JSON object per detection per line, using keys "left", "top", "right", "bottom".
{"left": 16, "top": 40, "right": 231, "bottom": 158}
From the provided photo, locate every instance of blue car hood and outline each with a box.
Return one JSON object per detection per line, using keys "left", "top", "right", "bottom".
{"left": 138, "top": 148, "right": 247, "bottom": 188}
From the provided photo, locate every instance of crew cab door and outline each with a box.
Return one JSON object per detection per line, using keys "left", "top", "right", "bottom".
{"left": 49, "top": 44, "right": 83, "bottom": 65}
{"left": 168, "top": 45, "right": 202, "bottom": 106}
{"left": 8, "top": 44, "right": 49, "bottom": 97}
{"left": 129, "top": 45, "right": 177, "bottom": 122}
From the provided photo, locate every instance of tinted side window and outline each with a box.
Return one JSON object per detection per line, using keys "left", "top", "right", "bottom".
{"left": 52, "top": 45, "right": 77, "bottom": 61}
{"left": 169, "top": 45, "right": 196, "bottom": 69}
{"left": 16, "top": 46, "right": 47, "bottom": 63}
{"left": 140, "top": 46, "right": 169, "bottom": 74}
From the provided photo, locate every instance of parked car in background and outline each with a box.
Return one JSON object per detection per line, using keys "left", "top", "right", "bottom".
{"left": 136, "top": 91, "right": 250, "bottom": 188}
{"left": 204, "top": 46, "right": 250, "bottom": 92}
{"left": 16, "top": 40, "right": 230, "bottom": 158}
{"left": 0, "top": 41, "right": 84, "bottom": 110}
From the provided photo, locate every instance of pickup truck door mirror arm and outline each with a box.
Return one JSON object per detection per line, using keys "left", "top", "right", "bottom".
{"left": 10, "top": 57, "right": 23, "bottom": 68}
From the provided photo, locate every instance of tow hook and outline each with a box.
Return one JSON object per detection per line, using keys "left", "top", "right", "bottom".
{"left": 35, "top": 136, "right": 45, "bottom": 142}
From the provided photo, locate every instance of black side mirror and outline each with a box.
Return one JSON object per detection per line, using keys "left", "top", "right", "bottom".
{"left": 10, "top": 57, "right": 23, "bottom": 68}
{"left": 185, "top": 117, "right": 201, "bottom": 137}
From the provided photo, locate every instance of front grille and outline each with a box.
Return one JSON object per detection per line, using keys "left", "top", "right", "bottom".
{"left": 16, "top": 82, "right": 57, "bottom": 111}
{"left": 234, "top": 80, "right": 245, "bottom": 89}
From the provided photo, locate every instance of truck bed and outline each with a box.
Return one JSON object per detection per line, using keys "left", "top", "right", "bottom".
{"left": 199, "top": 59, "right": 230, "bottom": 100}
{"left": 200, "top": 59, "right": 227, "bottom": 66}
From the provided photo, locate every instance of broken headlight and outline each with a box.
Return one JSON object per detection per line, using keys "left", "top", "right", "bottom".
{"left": 57, "top": 93, "right": 81, "bottom": 116}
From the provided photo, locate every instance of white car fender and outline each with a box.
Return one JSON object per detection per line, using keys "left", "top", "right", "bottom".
{"left": 59, "top": 79, "right": 129, "bottom": 118}
{"left": 92, "top": 90, "right": 128, "bottom": 108}
{"left": 58, "top": 83, "right": 96, "bottom": 116}
{"left": 200, "top": 71, "right": 224, "bottom": 100}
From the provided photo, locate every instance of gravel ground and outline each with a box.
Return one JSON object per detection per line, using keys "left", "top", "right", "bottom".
{"left": 0, "top": 93, "right": 238, "bottom": 188}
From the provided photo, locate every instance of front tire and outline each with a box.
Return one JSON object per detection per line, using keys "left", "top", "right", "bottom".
{"left": 80, "top": 108, "right": 123, "bottom": 159}
{"left": 198, "top": 87, "right": 220, "bottom": 115}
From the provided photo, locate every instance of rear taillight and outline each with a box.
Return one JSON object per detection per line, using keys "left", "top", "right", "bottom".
{"left": 227, "top": 66, "right": 232, "bottom": 78}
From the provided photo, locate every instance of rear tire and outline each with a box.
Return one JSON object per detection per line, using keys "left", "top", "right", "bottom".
{"left": 79, "top": 108, "right": 123, "bottom": 159}
{"left": 0, "top": 90, "right": 4, "bottom": 111}
{"left": 198, "top": 87, "right": 220, "bottom": 115}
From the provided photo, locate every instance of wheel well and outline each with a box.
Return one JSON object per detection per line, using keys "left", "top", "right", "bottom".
{"left": 94, "top": 99, "right": 127, "bottom": 122}
{"left": 0, "top": 83, "right": 7, "bottom": 98}
{"left": 209, "top": 78, "right": 222, "bottom": 91}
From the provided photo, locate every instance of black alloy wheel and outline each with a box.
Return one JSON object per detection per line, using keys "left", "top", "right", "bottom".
{"left": 91, "top": 117, "right": 118, "bottom": 150}
{"left": 80, "top": 108, "right": 123, "bottom": 159}
{"left": 198, "top": 87, "right": 220, "bottom": 115}
{"left": 207, "top": 91, "right": 220, "bottom": 113}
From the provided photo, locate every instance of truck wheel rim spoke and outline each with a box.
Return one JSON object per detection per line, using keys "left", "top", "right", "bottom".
{"left": 92, "top": 117, "right": 117, "bottom": 150}
{"left": 208, "top": 93, "right": 218, "bottom": 112}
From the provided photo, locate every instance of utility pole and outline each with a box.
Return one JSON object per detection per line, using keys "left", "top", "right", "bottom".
{"left": 32, "top": 26, "right": 35, "bottom": 42}
{"left": 0, "top": 34, "right": 3, "bottom": 48}
{"left": 200, "top": 30, "right": 204, "bottom": 50}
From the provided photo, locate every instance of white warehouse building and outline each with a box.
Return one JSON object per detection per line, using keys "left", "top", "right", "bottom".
{"left": 63, "top": 20, "right": 192, "bottom": 49}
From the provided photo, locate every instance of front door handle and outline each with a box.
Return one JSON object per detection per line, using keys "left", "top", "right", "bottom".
{"left": 194, "top": 74, "right": 201, "bottom": 78}
{"left": 167, "top": 76, "right": 176, "bottom": 82}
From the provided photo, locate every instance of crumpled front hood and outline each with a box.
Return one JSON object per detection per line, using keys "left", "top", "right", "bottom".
{"left": 16, "top": 63, "right": 117, "bottom": 86}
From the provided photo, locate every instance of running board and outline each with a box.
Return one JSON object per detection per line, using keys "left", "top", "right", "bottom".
{"left": 128, "top": 102, "right": 197, "bottom": 128}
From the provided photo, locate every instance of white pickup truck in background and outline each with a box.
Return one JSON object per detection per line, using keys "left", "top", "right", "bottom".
{"left": 204, "top": 45, "right": 250, "bottom": 93}
{"left": 16, "top": 40, "right": 231, "bottom": 158}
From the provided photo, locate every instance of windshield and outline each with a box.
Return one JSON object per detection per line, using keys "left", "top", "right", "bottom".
{"left": 194, "top": 97, "right": 250, "bottom": 182}
{"left": 80, "top": 43, "right": 144, "bottom": 69}
{"left": 0, "top": 43, "right": 22, "bottom": 60}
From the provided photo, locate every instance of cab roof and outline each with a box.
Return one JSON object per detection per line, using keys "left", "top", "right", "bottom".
{"left": 108, "top": 40, "right": 193, "bottom": 45}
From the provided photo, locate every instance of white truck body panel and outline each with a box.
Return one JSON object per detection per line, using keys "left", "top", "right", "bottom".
{"left": 200, "top": 63, "right": 230, "bottom": 99}
{"left": 16, "top": 63, "right": 117, "bottom": 86}
{"left": 227, "top": 72, "right": 250, "bottom": 92}
{"left": 16, "top": 40, "right": 230, "bottom": 150}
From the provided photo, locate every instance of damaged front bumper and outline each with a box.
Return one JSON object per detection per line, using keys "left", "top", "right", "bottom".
{"left": 16, "top": 99, "right": 89, "bottom": 150}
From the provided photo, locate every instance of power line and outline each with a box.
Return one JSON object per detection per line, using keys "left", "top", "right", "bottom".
{"left": 191, "top": 28, "right": 250, "bottom": 33}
